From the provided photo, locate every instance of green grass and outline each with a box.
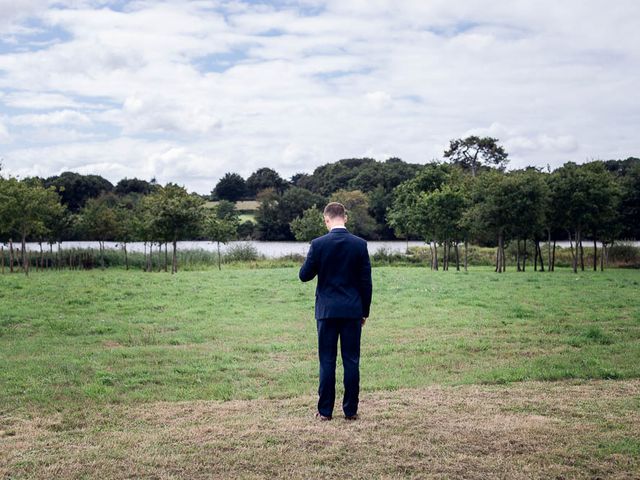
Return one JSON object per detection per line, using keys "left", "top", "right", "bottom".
{"left": 1, "top": 267, "right": 639, "bottom": 414}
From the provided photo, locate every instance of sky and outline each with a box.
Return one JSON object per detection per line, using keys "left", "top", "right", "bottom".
{"left": 0, "top": 0, "right": 639, "bottom": 193}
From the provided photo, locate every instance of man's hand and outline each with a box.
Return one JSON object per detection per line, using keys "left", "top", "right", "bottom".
{"left": 361, "top": 317, "right": 367, "bottom": 326}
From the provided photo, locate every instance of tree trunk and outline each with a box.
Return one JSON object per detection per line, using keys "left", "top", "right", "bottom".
{"left": 428, "top": 242, "right": 434, "bottom": 270}
{"left": 444, "top": 241, "right": 448, "bottom": 271}
{"left": 547, "top": 230, "right": 552, "bottom": 273}
{"left": 172, "top": 238, "right": 178, "bottom": 274}
{"left": 522, "top": 238, "right": 527, "bottom": 272}
{"left": 593, "top": 237, "right": 597, "bottom": 271}
{"left": 217, "top": 241, "right": 222, "bottom": 271}
{"left": 39, "top": 242, "right": 44, "bottom": 272}
{"left": 463, "top": 238, "right": 468, "bottom": 272}
{"left": 443, "top": 240, "right": 448, "bottom": 271}
{"left": 600, "top": 242, "right": 605, "bottom": 271}
{"left": 496, "top": 233, "right": 503, "bottom": 273}
{"left": 442, "top": 240, "right": 447, "bottom": 272}
{"left": 22, "top": 233, "right": 29, "bottom": 276}
{"left": 1, "top": 246, "right": 4, "bottom": 274}
{"left": 124, "top": 242, "right": 129, "bottom": 270}
{"left": 455, "top": 242, "right": 460, "bottom": 271}
{"left": 502, "top": 238, "right": 506, "bottom": 272}
{"left": 9, "top": 239, "right": 14, "bottom": 273}
{"left": 100, "top": 241, "right": 105, "bottom": 270}
{"left": 433, "top": 241, "right": 439, "bottom": 271}
{"left": 164, "top": 243, "right": 168, "bottom": 272}
{"left": 552, "top": 240, "right": 556, "bottom": 272}
{"left": 537, "top": 240, "right": 545, "bottom": 272}
{"left": 534, "top": 239, "right": 538, "bottom": 271}
{"left": 568, "top": 230, "right": 577, "bottom": 273}
{"left": 516, "top": 239, "right": 521, "bottom": 272}
{"left": 579, "top": 236, "right": 584, "bottom": 271}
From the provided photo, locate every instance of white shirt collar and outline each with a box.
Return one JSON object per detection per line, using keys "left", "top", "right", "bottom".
{"left": 330, "top": 225, "right": 346, "bottom": 231}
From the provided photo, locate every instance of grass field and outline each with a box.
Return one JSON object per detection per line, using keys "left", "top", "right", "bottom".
{"left": 1, "top": 267, "right": 639, "bottom": 478}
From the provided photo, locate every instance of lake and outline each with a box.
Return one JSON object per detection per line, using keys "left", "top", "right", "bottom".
{"left": 7, "top": 239, "right": 639, "bottom": 258}
{"left": 11, "top": 240, "right": 427, "bottom": 258}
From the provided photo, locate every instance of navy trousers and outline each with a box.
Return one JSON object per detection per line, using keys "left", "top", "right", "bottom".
{"left": 316, "top": 317, "right": 362, "bottom": 418}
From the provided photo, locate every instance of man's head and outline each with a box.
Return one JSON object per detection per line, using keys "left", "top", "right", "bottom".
{"left": 323, "top": 202, "right": 348, "bottom": 230}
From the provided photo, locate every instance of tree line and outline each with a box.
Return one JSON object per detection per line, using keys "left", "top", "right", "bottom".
{"left": 0, "top": 177, "right": 238, "bottom": 275}
{"left": 0, "top": 137, "right": 638, "bottom": 274}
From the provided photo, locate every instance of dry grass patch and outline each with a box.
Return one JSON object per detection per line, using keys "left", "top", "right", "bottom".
{"left": 2, "top": 379, "right": 639, "bottom": 479}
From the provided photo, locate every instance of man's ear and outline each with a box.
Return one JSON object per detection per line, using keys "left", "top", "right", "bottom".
{"left": 344, "top": 215, "right": 348, "bottom": 224}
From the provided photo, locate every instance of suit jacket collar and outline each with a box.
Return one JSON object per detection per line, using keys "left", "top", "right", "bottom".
{"left": 330, "top": 227, "right": 348, "bottom": 233}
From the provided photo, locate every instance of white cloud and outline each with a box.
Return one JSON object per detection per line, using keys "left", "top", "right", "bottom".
{"left": 0, "top": 0, "right": 638, "bottom": 191}
{"left": 0, "top": 120, "right": 10, "bottom": 143}
{"left": 365, "top": 91, "right": 392, "bottom": 110}
{"left": 10, "top": 109, "right": 92, "bottom": 127}
{"left": 2, "top": 91, "right": 84, "bottom": 109}
{"left": 117, "top": 94, "right": 222, "bottom": 135}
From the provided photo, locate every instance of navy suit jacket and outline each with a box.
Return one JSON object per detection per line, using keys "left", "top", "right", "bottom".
{"left": 299, "top": 227, "right": 372, "bottom": 320}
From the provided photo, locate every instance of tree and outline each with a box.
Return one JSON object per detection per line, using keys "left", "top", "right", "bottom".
{"left": 444, "top": 136, "right": 509, "bottom": 177}
{"left": 508, "top": 170, "right": 550, "bottom": 272}
{"left": 213, "top": 200, "right": 238, "bottom": 222}
{"left": 0, "top": 177, "right": 64, "bottom": 275}
{"left": 279, "top": 187, "right": 325, "bottom": 227}
{"left": 203, "top": 206, "right": 238, "bottom": 270}
{"left": 145, "top": 184, "right": 205, "bottom": 273}
{"left": 44, "top": 171, "right": 113, "bottom": 212}
{"left": 290, "top": 172, "right": 313, "bottom": 190}
{"left": 255, "top": 187, "right": 325, "bottom": 240}
{"left": 418, "top": 185, "right": 468, "bottom": 271}
{"left": 290, "top": 206, "right": 325, "bottom": 242}
{"left": 619, "top": 162, "right": 640, "bottom": 240}
{"left": 237, "top": 220, "right": 256, "bottom": 239}
{"left": 367, "top": 185, "right": 394, "bottom": 239}
{"left": 212, "top": 173, "right": 246, "bottom": 202}
{"left": 552, "top": 162, "right": 620, "bottom": 272}
{"left": 115, "top": 196, "right": 146, "bottom": 270}
{"left": 115, "top": 177, "right": 157, "bottom": 196}
{"left": 78, "top": 194, "right": 121, "bottom": 269}
{"left": 582, "top": 162, "right": 621, "bottom": 271}
{"left": 330, "top": 190, "right": 377, "bottom": 239}
{"left": 255, "top": 188, "right": 288, "bottom": 240}
{"left": 45, "top": 205, "right": 74, "bottom": 270}
{"left": 464, "top": 171, "right": 520, "bottom": 273}
{"left": 349, "top": 157, "right": 421, "bottom": 193}
{"left": 307, "top": 158, "right": 376, "bottom": 196}
{"left": 387, "top": 162, "right": 456, "bottom": 261}
{"left": 246, "top": 167, "right": 287, "bottom": 197}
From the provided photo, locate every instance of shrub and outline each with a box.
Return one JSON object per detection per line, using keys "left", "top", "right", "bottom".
{"left": 223, "top": 243, "right": 260, "bottom": 262}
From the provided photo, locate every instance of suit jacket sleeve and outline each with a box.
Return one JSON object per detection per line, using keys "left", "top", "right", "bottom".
{"left": 359, "top": 245, "right": 372, "bottom": 317}
{"left": 299, "top": 242, "right": 318, "bottom": 282}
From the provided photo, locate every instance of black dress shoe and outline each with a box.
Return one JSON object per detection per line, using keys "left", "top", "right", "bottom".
{"left": 344, "top": 414, "right": 358, "bottom": 420}
{"left": 315, "top": 412, "right": 332, "bottom": 421}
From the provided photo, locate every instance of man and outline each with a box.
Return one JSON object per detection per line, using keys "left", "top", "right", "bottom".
{"left": 299, "top": 202, "right": 372, "bottom": 421}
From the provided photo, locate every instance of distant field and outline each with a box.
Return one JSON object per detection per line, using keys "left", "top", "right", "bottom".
{"left": 1, "top": 267, "right": 639, "bottom": 478}
{"left": 206, "top": 200, "right": 259, "bottom": 212}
